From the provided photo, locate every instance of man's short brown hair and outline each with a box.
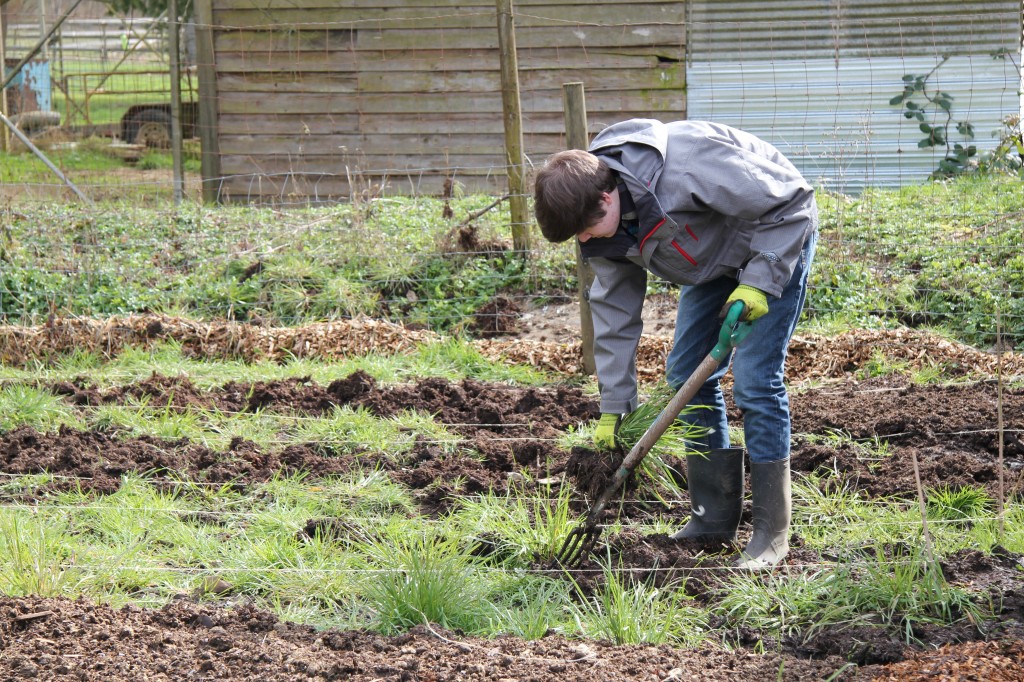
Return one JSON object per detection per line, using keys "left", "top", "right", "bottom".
{"left": 533, "top": 149, "right": 616, "bottom": 243}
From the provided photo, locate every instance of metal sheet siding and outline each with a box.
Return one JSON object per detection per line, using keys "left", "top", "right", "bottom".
{"left": 687, "top": 1, "right": 1024, "bottom": 191}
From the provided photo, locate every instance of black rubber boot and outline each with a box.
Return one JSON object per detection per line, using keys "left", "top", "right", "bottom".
{"left": 736, "top": 458, "right": 791, "bottom": 569}
{"left": 670, "top": 447, "right": 744, "bottom": 542}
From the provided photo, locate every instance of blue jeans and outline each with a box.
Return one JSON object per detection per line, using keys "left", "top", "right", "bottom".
{"left": 665, "top": 229, "right": 817, "bottom": 463}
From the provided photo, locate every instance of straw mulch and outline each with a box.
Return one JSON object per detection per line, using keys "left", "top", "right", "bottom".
{"left": 0, "top": 314, "right": 1021, "bottom": 383}
{"left": 0, "top": 315, "right": 438, "bottom": 366}
{"left": 480, "top": 328, "right": 1024, "bottom": 382}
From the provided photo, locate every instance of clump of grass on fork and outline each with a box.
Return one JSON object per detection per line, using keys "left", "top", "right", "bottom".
{"left": 613, "top": 382, "right": 711, "bottom": 502}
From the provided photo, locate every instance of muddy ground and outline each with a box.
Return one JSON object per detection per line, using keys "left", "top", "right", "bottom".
{"left": 2, "top": 336, "right": 1023, "bottom": 679}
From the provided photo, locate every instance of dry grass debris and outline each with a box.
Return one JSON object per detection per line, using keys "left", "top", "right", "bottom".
{"left": 0, "top": 314, "right": 1021, "bottom": 383}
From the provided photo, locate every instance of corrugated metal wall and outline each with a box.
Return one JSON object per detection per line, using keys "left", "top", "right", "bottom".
{"left": 687, "top": 1, "right": 1024, "bottom": 191}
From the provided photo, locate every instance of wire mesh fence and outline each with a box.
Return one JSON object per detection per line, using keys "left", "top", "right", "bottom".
{"left": 1, "top": 1, "right": 1022, "bottom": 350}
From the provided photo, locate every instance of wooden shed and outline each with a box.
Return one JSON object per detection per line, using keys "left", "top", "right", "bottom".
{"left": 193, "top": 0, "right": 686, "bottom": 204}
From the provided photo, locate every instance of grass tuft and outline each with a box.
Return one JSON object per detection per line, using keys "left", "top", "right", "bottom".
{"left": 356, "top": 530, "right": 491, "bottom": 635}
{"left": 0, "top": 384, "right": 80, "bottom": 433}
{"left": 926, "top": 485, "right": 993, "bottom": 524}
{"left": 0, "top": 510, "right": 84, "bottom": 597}
{"left": 454, "top": 483, "right": 579, "bottom": 566}
{"left": 613, "top": 382, "right": 711, "bottom": 502}
{"left": 568, "top": 558, "right": 707, "bottom": 645}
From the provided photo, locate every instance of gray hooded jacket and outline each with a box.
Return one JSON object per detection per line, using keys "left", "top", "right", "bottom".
{"left": 580, "top": 119, "right": 817, "bottom": 414}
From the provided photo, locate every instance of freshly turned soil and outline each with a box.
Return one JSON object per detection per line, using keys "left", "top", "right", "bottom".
{"left": 2, "top": 333, "right": 1023, "bottom": 680}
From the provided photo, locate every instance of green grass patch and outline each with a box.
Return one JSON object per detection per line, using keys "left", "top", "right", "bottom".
{"left": 0, "top": 424, "right": 1020, "bottom": 642}
{"left": 453, "top": 483, "right": 581, "bottom": 566}
{"left": 569, "top": 559, "right": 707, "bottom": 645}
{"left": 0, "top": 384, "right": 81, "bottom": 432}
{"left": 1, "top": 175, "right": 1019, "bottom": 349}
{"left": 355, "top": 528, "right": 493, "bottom": 635}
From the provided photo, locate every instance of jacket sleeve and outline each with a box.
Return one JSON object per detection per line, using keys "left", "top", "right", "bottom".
{"left": 587, "top": 256, "right": 647, "bottom": 414}
{"left": 682, "top": 138, "right": 816, "bottom": 297}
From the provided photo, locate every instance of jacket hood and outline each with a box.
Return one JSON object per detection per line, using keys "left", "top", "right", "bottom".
{"left": 588, "top": 119, "right": 668, "bottom": 189}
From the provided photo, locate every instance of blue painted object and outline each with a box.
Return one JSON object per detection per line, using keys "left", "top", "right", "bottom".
{"left": 3, "top": 58, "right": 52, "bottom": 113}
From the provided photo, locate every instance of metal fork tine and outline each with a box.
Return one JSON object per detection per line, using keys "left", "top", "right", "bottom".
{"left": 553, "top": 529, "right": 581, "bottom": 567}
{"left": 551, "top": 525, "right": 602, "bottom": 569}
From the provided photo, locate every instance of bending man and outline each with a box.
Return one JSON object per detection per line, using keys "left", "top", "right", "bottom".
{"left": 533, "top": 119, "right": 818, "bottom": 569}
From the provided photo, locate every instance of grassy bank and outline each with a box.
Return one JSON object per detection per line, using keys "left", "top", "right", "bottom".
{"left": 1, "top": 175, "right": 1021, "bottom": 349}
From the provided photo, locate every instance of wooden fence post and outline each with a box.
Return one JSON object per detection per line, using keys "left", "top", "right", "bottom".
{"left": 194, "top": 0, "right": 221, "bottom": 204}
{"left": 0, "top": 4, "right": 9, "bottom": 151}
{"left": 562, "top": 82, "right": 595, "bottom": 375}
{"left": 168, "top": 0, "right": 184, "bottom": 206}
{"left": 495, "top": 0, "right": 530, "bottom": 256}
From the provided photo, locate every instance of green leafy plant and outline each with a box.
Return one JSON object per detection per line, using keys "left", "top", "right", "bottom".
{"left": 92, "top": 396, "right": 206, "bottom": 441}
{"left": 487, "top": 576, "right": 571, "bottom": 639}
{"left": 455, "top": 483, "right": 580, "bottom": 566}
{"left": 615, "top": 383, "right": 710, "bottom": 456}
{"left": 975, "top": 48, "right": 1024, "bottom": 177}
{"left": 293, "top": 405, "right": 456, "bottom": 460}
{"left": 927, "top": 485, "right": 993, "bottom": 525}
{"left": 715, "top": 568, "right": 861, "bottom": 642}
{"left": 824, "top": 541, "right": 981, "bottom": 643}
{"left": 0, "top": 512, "right": 84, "bottom": 597}
{"left": 717, "top": 542, "right": 981, "bottom": 644}
{"left": 613, "top": 384, "right": 713, "bottom": 502}
{"left": 892, "top": 50, "right": 1023, "bottom": 178}
{"left": 0, "top": 385, "right": 79, "bottom": 433}
{"left": 890, "top": 56, "right": 977, "bottom": 177}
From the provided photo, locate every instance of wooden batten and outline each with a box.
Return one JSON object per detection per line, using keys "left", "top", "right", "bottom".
{"left": 196, "top": 0, "right": 687, "bottom": 203}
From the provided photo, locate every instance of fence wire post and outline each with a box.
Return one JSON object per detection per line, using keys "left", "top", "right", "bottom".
{"left": 495, "top": 0, "right": 530, "bottom": 258}
{"left": 0, "top": 109, "right": 93, "bottom": 205}
{"left": 168, "top": 0, "right": 184, "bottom": 205}
{"left": 996, "top": 304, "right": 1005, "bottom": 539}
{"left": 194, "top": 0, "right": 221, "bottom": 204}
{"left": 0, "top": 4, "right": 9, "bottom": 151}
{"left": 562, "top": 82, "right": 595, "bottom": 375}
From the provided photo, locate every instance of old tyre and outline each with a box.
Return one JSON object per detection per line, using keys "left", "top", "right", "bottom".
{"left": 125, "top": 109, "right": 172, "bottom": 148}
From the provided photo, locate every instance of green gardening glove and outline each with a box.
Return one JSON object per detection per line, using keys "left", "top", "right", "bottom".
{"left": 593, "top": 413, "right": 621, "bottom": 451}
{"left": 723, "top": 284, "right": 769, "bottom": 321}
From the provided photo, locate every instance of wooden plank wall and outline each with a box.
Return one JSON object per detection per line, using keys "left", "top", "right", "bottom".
{"left": 201, "top": 0, "right": 686, "bottom": 204}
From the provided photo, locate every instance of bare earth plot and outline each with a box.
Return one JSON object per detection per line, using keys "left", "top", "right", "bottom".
{"left": 1, "top": 316, "right": 1023, "bottom": 681}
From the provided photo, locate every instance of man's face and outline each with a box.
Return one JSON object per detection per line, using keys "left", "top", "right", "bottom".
{"left": 577, "top": 191, "right": 620, "bottom": 243}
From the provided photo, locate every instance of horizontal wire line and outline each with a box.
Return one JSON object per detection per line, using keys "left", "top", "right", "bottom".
{"left": 0, "top": 498, "right": 1016, "bottom": 526}
{"left": 0, "top": 470, "right": 1018, "bottom": 509}
{"left": 0, "top": 481, "right": 1017, "bottom": 515}
{"left": 0, "top": 394, "right": 1019, "bottom": 438}
{"left": 0, "top": 560, "right": 976, "bottom": 577}
{"left": 6, "top": 435, "right": 566, "bottom": 445}
{"left": 0, "top": 424, "right": 1018, "bottom": 444}
{"left": 1, "top": 465, "right": 1020, "bottom": 501}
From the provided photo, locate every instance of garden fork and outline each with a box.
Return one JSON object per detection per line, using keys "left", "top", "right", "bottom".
{"left": 551, "top": 301, "right": 754, "bottom": 569}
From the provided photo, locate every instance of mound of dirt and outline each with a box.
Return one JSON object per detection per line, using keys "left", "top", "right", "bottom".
{"left": 789, "top": 375, "right": 1024, "bottom": 500}
{"left": 4, "top": 593, "right": 1023, "bottom": 681}
{"left": 0, "top": 425, "right": 351, "bottom": 497}
{"left": 0, "top": 595, "right": 871, "bottom": 681}
{"left": 19, "top": 370, "right": 1023, "bottom": 507}
{"left": 3, "top": 374, "right": 600, "bottom": 511}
